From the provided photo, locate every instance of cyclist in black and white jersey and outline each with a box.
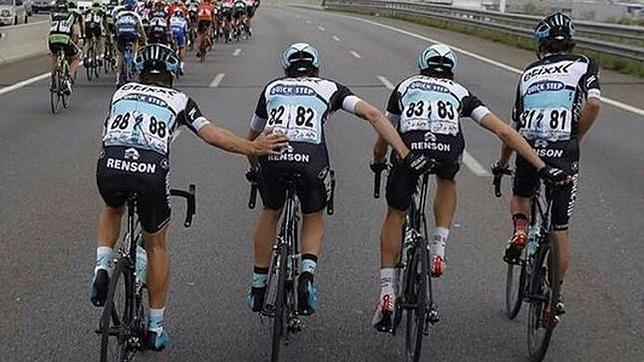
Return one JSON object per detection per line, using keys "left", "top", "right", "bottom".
{"left": 371, "top": 44, "right": 568, "bottom": 331}
{"left": 90, "top": 43, "right": 287, "bottom": 352}
{"left": 493, "top": 12, "right": 601, "bottom": 314}
{"left": 246, "top": 43, "right": 433, "bottom": 316}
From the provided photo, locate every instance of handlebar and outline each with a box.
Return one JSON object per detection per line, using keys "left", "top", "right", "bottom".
{"left": 248, "top": 182, "right": 258, "bottom": 209}
{"left": 370, "top": 162, "right": 389, "bottom": 199}
{"left": 170, "top": 184, "right": 196, "bottom": 227}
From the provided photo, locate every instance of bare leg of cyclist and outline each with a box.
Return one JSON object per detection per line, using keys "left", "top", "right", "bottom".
{"left": 90, "top": 206, "right": 125, "bottom": 306}
{"left": 508, "top": 195, "right": 531, "bottom": 255}
{"left": 247, "top": 207, "right": 280, "bottom": 312}
{"left": 298, "top": 211, "right": 324, "bottom": 314}
{"left": 97, "top": 206, "right": 125, "bottom": 249}
{"left": 430, "top": 177, "right": 456, "bottom": 277}
{"left": 69, "top": 56, "right": 81, "bottom": 78}
{"left": 373, "top": 207, "right": 405, "bottom": 329}
{"left": 300, "top": 211, "right": 325, "bottom": 256}
{"left": 98, "top": 36, "right": 105, "bottom": 64}
{"left": 555, "top": 230, "right": 570, "bottom": 282}
{"left": 143, "top": 225, "right": 171, "bottom": 350}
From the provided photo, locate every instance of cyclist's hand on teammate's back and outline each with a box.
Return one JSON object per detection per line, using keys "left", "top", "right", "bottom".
{"left": 251, "top": 131, "right": 289, "bottom": 156}
{"left": 537, "top": 165, "right": 571, "bottom": 186}
{"left": 403, "top": 152, "right": 434, "bottom": 175}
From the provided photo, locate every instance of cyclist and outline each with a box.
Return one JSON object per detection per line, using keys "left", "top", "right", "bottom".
{"left": 90, "top": 43, "right": 288, "bottom": 351}
{"left": 114, "top": 0, "right": 147, "bottom": 86}
{"left": 83, "top": 1, "right": 107, "bottom": 67}
{"left": 220, "top": 0, "right": 234, "bottom": 41}
{"left": 48, "top": 0, "right": 81, "bottom": 94}
{"left": 195, "top": 0, "right": 215, "bottom": 57}
{"left": 492, "top": 12, "right": 601, "bottom": 314}
{"left": 243, "top": 0, "right": 254, "bottom": 36}
{"left": 370, "top": 44, "right": 571, "bottom": 331}
{"left": 232, "top": 0, "right": 246, "bottom": 37}
{"left": 68, "top": 1, "right": 84, "bottom": 37}
{"left": 147, "top": 5, "right": 172, "bottom": 45}
{"left": 246, "top": 43, "right": 432, "bottom": 316}
{"left": 170, "top": 9, "right": 188, "bottom": 73}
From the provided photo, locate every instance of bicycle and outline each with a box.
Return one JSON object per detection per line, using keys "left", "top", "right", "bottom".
{"left": 97, "top": 184, "right": 196, "bottom": 362}
{"left": 104, "top": 34, "right": 117, "bottom": 74}
{"left": 493, "top": 169, "right": 562, "bottom": 362}
{"left": 248, "top": 171, "right": 335, "bottom": 362}
{"left": 372, "top": 162, "right": 440, "bottom": 362}
{"left": 85, "top": 34, "right": 101, "bottom": 81}
{"left": 119, "top": 42, "right": 136, "bottom": 87}
{"left": 50, "top": 48, "right": 72, "bottom": 114}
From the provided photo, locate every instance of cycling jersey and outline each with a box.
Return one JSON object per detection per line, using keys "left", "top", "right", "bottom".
{"left": 385, "top": 75, "right": 491, "bottom": 210}
{"left": 148, "top": 16, "right": 170, "bottom": 44}
{"left": 97, "top": 83, "right": 211, "bottom": 232}
{"left": 49, "top": 10, "right": 79, "bottom": 57}
{"left": 251, "top": 77, "right": 361, "bottom": 214}
{"left": 115, "top": 10, "right": 142, "bottom": 36}
{"left": 170, "top": 16, "right": 188, "bottom": 47}
{"left": 197, "top": 2, "right": 214, "bottom": 21}
{"left": 84, "top": 8, "right": 105, "bottom": 38}
{"left": 511, "top": 53, "right": 600, "bottom": 231}
{"left": 511, "top": 53, "right": 601, "bottom": 142}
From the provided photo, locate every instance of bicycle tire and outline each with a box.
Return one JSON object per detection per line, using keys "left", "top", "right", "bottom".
{"left": 270, "top": 243, "right": 288, "bottom": 362}
{"left": 527, "top": 233, "right": 560, "bottom": 362}
{"left": 50, "top": 71, "right": 60, "bottom": 114}
{"left": 505, "top": 260, "right": 526, "bottom": 319}
{"left": 86, "top": 45, "right": 94, "bottom": 81}
{"left": 405, "top": 237, "right": 428, "bottom": 362}
{"left": 100, "top": 258, "right": 134, "bottom": 362}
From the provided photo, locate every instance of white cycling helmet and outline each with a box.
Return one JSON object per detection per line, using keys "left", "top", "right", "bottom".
{"left": 417, "top": 44, "right": 459, "bottom": 74}
{"left": 280, "top": 42, "right": 320, "bottom": 72}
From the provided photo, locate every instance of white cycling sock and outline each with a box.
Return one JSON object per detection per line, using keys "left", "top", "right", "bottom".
{"left": 379, "top": 268, "right": 396, "bottom": 298}
{"left": 95, "top": 246, "right": 114, "bottom": 272}
{"left": 148, "top": 308, "right": 165, "bottom": 332}
{"left": 430, "top": 227, "right": 449, "bottom": 258}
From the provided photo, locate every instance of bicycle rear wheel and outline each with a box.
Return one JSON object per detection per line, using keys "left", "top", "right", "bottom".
{"left": 527, "top": 234, "right": 560, "bottom": 362}
{"left": 86, "top": 46, "right": 94, "bottom": 81}
{"left": 270, "top": 243, "right": 288, "bottom": 362}
{"left": 405, "top": 238, "right": 428, "bottom": 362}
{"left": 100, "top": 258, "right": 134, "bottom": 362}
{"left": 50, "top": 72, "right": 60, "bottom": 114}
{"left": 505, "top": 259, "right": 526, "bottom": 319}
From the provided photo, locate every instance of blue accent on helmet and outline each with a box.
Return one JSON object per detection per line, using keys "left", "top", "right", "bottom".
{"left": 417, "top": 44, "right": 459, "bottom": 74}
{"left": 534, "top": 12, "right": 575, "bottom": 44}
{"left": 134, "top": 44, "right": 180, "bottom": 76}
{"left": 281, "top": 42, "right": 320, "bottom": 71}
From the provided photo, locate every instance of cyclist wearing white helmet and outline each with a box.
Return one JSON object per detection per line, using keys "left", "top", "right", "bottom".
{"left": 90, "top": 43, "right": 287, "bottom": 351}
{"left": 371, "top": 44, "right": 567, "bottom": 332}
{"left": 492, "top": 12, "right": 601, "bottom": 315}
{"left": 246, "top": 42, "right": 433, "bottom": 316}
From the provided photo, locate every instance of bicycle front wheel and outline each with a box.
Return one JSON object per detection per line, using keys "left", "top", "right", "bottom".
{"left": 527, "top": 234, "right": 560, "bottom": 361}
{"left": 100, "top": 258, "right": 134, "bottom": 362}
{"left": 270, "top": 243, "right": 288, "bottom": 362}
{"left": 86, "top": 46, "right": 94, "bottom": 81}
{"left": 405, "top": 239, "right": 428, "bottom": 362}
{"left": 505, "top": 259, "right": 526, "bottom": 319}
{"left": 50, "top": 72, "right": 60, "bottom": 114}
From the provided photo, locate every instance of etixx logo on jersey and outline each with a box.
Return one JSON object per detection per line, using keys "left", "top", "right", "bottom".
{"left": 523, "top": 62, "right": 574, "bottom": 82}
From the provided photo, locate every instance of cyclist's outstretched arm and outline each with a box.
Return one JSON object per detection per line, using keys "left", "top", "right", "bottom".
{"left": 354, "top": 100, "right": 410, "bottom": 159}
{"left": 372, "top": 135, "right": 389, "bottom": 164}
{"left": 480, "top": 113, "right": 545, "bottom": 170}
{"left": 199, "top": 123, "right": 287, "bottom": 156}
{"left": 578, "top": 97, "right": 601, "bottom": 142}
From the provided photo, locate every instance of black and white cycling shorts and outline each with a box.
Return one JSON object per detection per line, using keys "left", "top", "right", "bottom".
{"left": 258, "top": 143, "right": 331, "bottom": 215}
{"left": 96, "top": 146, "right": 171, "bottom": 234}
{"left": 513, "top": 138, "right": 580, "bottom": 231}
{"left": 386, "top": 132, "right": 464, "bottom": 211}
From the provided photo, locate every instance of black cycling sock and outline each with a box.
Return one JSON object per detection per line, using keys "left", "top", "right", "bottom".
{"left": 253, "top": 266, "right": 269, "bottom": 275}
{"left": 301, "top": 254, "right": 318, "bottom": 263}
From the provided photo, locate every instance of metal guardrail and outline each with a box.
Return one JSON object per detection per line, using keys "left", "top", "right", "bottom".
{"left": 324, "top": 0, "right": 644, "bottom": 61}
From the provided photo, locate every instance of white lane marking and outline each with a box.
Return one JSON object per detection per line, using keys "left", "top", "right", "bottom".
{"left": 0, "top": 73, "right": 49, "bottom": 96}
{"left": 306, "top": 20, "right": 312, "bottom": 24}
{"left": 318, "top": 26, "right": 325, "bottom": 31}
{"left": 233, "top": 48, "right": 242, "bottom": 56}
{"left": 350, "top": 50, "right": 362, "bottom": 59}
{"left": 325, "top": 12, "right": 644, "bottom": 117}
{"left": 377, "top": 76, "right": 395, "bottom": 90}
{"left": 463, "top": 150, "right": 492, "bottom": 177}
{"left": 209, "top": 73, "right": 226, "bottom": 88}
{"left": 332, "top": 35, "right": 341, "bottom": 42}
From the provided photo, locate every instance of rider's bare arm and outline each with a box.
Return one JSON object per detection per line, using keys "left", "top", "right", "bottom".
{"left": 199, "top": 123, "right": 286, "bottom": 156}
{"left": 354, "top": 100, "right": 410, "bottom": 159}
{"left": 577, "top": 97, "right": 601, "bottom": 142}
{"left": 480, "top": 113, "right": 545, "bottom": 170}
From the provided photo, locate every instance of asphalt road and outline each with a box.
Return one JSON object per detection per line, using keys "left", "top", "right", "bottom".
{"left": 1, "top": 5, "right": 643, "bottom": 362}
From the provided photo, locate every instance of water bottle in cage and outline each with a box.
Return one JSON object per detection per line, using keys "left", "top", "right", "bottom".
{"left": 135, "top": 245, "right": 148, "bottom": 289}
